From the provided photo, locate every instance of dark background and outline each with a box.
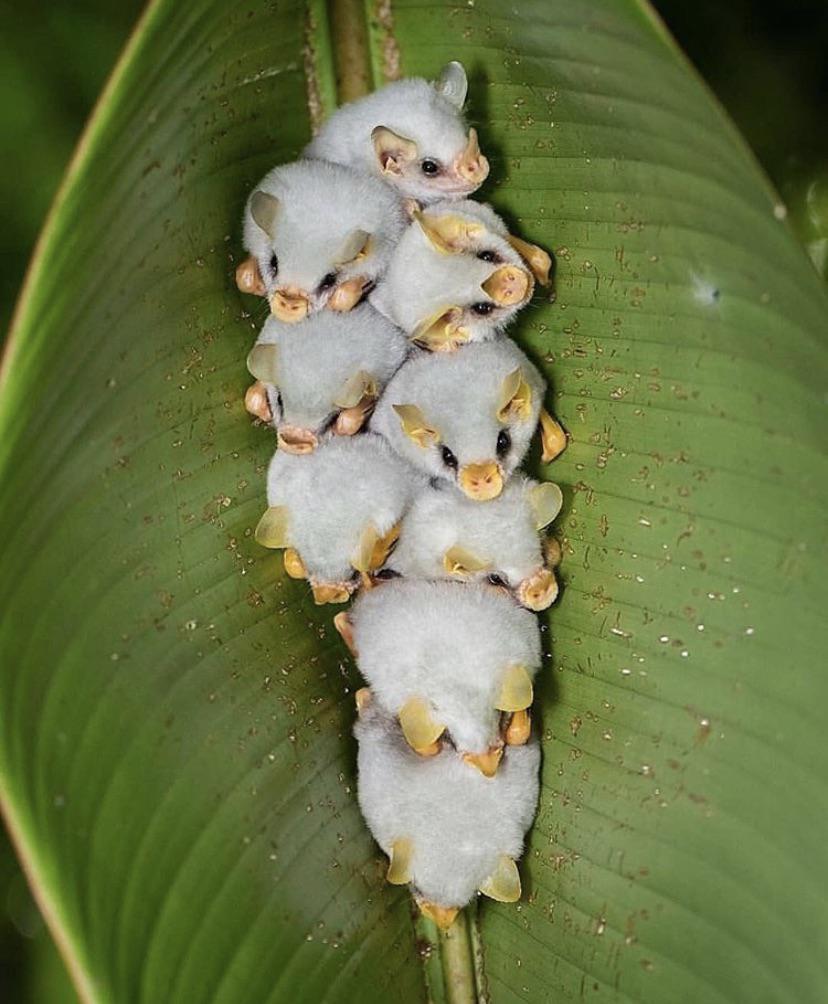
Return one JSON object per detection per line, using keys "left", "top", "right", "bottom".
{"left": 1, "top": 0, "right": 826, "bottom": 998}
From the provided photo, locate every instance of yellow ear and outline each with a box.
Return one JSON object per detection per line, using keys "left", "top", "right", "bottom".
{"left": 334, "top": 229, "right": 372, "bottom": 266}
{"left": 479, "top": 855, "right": 521, "bottom": 902}
{"left": 443, "top": 545, "right": 491, "bottom": 577}
{"left": 507, "top": 234, "right": 552, "bottom": 286}
{"left": 528, "top": 482, "right": 563, "bottom": 529}
{"left": 392, "top": 404, "right": 441, "bottom": 448}
{"left": 410, "top": 308, "right": 468, "bottom": 351}
{"left": 496, "top": 368, "right": 533, "bottom": 422}
{"left": 386, "top": 838, "right": 414, "bottom": 885}
{"left": 495, "top": 664, "right": 534, "bottom": 712}
{"left": 333, "top": 370, "right": 377, "bottom": 409}
{"left": 413, "top": 210, "right": 485, "bottom": 254}
{"left": 254, "top": 506, "right": 290, "bottom": 549}
{"left": 371, "top": 126, "right": 418, "bottom": 175}
{"left": 246, "top": 343, "right": 279, "bottom": 385}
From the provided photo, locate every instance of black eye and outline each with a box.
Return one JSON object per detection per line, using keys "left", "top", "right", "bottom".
{"left": 318, "top": 272, "right": 337, "bottom": 291}
{"left": 275, "top": 390, "right": 284, "bottom": 415}
{"left": 487, "top": 573, "right": 507, "bottom": 587}
{"left": 477, "top": 249, "right": 498, "bottom": 263}
{"left": 471, "top": 302, "right": 495, "bottom": 316}
{"left": 496, "top": 429, "right": 511, "bottom": 457}
{"left": 375, "top": 568, "right": 400, "bottom": 580}
{"left": 269, "top": 254, "right": 279, "bottom": 275}
{"left": 440, "top": 446, "right": 458, "bottom": 470}
{"left": 420, "top": 159, "right": 440, "bottom": 176}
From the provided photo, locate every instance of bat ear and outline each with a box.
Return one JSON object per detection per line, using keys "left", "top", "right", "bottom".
{"left": 495, "top": 664, "right": 534, "bottom": 712}
{"left": 443, "top": 545, "right": 491, "bottom": 577}
{"left": 254, "top": 505, "right": 290, "bottom": 548}
{"left": 410, "top": 308, "right": 467, "bottom": 350}
{"left": 413, "top": 210, "right": 484, "bottom": 254}
{"left": 333, "top": 370, "right": 377, "bottom": 409}
{"left": 528, "top": 481, "right": 563, "bottom": 529}
{"left": 506, "top": 234, "right": 552, "bottom": 286}
{"left": 335, "top": 228, "right": 372, "bottom": 266}
{"left": 435, "top": 60, "right": 468, "bottom": 108}
{"left": 479, "top": 855, "right": 522, "bottom": 902}
{"left": 496, "top": 368, "right": 533, "bottom": 422}
{"left": 371, "top": 126, "right": 418, "bottom": 175}
{"left": 399, "top": 696, "right": 445, "bottom": 753}
{"left": 246, "top": 343, "right": 278, "bottom": 384}
{"left": 386, "top": 838, "right": 414, "bottom": 885}
{"left": 392, "top": 404, "right": 441, "bottom": 448}
{"left": 353, "top": 521, "right": 401, "bottom": 572}
{"left": 250, "top": 191, "right": 279, "bottom": 238}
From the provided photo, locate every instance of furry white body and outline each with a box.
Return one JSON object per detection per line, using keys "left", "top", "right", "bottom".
{"left": 371, "top": 340, "right": 545, "bottom": 492}
{"left": 351, "top": 579, "right": 541, "bottom": 754}
{"left": 371, "top": 200, "right": 532, "bottom": 343}
{"left": 355, "top": 702, "right": 539, "bottom": 907}
{"left": 389, "top": 476, "right": 545, "bottom": 591}
{"left": 252, "top": 307, "right": 409, "bottom": 438}
{"left": 305, "top": 76, "right": 483, "bottom": 204}
{"left": 243, "top": 159, "right": 406, "bottom": 313}
{"left": 265, "top": 435, "right": 422, "bottom": 586}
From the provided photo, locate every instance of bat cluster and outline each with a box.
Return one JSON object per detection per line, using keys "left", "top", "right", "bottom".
{"left": 235, "top": 62, "right": 566, "bottom": 930}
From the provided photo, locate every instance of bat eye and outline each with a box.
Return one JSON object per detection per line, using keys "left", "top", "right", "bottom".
{"left": 471, "top": 301, "right": 495, "bottom": 316}
{"left": 269, "top": 254, "right": 279, "bottom": 275}
{"left": 477, "top": 249, "right": 499, "bottom": 263}
{"left": 318, "top": 272, "right": 338, "bottom": 291}
{"left": 275, "top": 390, "right": 284, "bottom": 415}
{"left": 374, "top": 568, "right": 400, "bottom": 580}
{"left": 487, "top": 573, "right": 507, "bottom": 587}
{"left": 420, "top": 159, "right": 440, "bottom": 176}
{"left": 496, "top": 428, "right": 511, "bottom": 456}
{"left": 440, "top": 446, "right": 458, "bottom": 470}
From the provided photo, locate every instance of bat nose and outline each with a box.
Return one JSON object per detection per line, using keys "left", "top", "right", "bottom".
{"left": 270, "top": 288, "right": 309, "bottom": 322}
{"left": 310, "top": 581, "right": 352, "bottom": 605}
{"left": 482, "top": 264, "right": 531, "bottom": 306}
{"left": 455, "top": 128, "right": 490, "bottom": 185}
{"left": 517, "top": 567, "right": 558, "bottom": 611}
{"left": 463, "top": 744, "right": 504, "bottom": 777}
{"left": 458, "top": 461, "right": 503, "bottom": 501}
{"left": 277, "top": 425, "right": 318, "bottom": 454}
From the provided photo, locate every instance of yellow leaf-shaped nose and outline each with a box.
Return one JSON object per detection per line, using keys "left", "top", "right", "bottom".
{"left": 481, "top": 264, "right": 531, "bottom": 306}
{"left": 458, "top": 462, "right": 503, "bottom": 501}
{"left": 455, "top": 128, "right": 489, "bottom": 185}
{"left": 310, "top": 582, "right": 351, "bottom": 605}
{"left": 517, "top": 566, "right": 558, "bottom": 611}
{"left": 277, "top": 425, "right": 318, "bottom": 455}
{"left": 270, "top": 289, "right": 309, "bottom": 322}
{"left": 463, "top": 746, "right": 504, "bottom": 778}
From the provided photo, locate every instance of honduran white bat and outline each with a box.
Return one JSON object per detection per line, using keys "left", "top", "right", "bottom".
{"left": 343, "top": 578, "right": 541, "bottom": 775}
{"left": 244, "top": 305, "right": 409, "bottom": 446}
{"left": 255, "top": 434, "right": 423, "bottom": 604}
{"left": 371, "top": 199, "right": 551, "bottom": 350}
{"left": 305, "top": 62, "right": 489, "bottom": 204}
{"left": 355, "top": 694, "right": 539, "bottom": 928}
{"left": 387, "top": 475, "right": 563, "bottom": 611}
{"left": 237, "top": 159, "right": 406, "bottom": 321}
{"left": 371, "top": 340, "right": 566, "bottom": 501}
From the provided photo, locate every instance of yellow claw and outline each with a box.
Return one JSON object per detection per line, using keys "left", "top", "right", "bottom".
{"left": 539, "top": 409, "right": 567, "bottom": 463}
{"left": 506, "top": 235, "right": 552, "bottom": 286}
{"left": 496, "top": 368, "right": 533, "bottom": 422}
{"left": 463, "top": 747, "right": 504, "bottom": 778}
{"left": 479, "top": 855, "right": 521, "bottom": 903}
{"left": 386, "top": 838, "right": 413, "bottom": 885}
{"left": 417, "top": 900, "right": 460, "bottom": 930}
{"left": 392, "top": 404, "right": 441, "bottom": 448}
{"left": 399, "top": 696, "right": 445, "bottom": 754}
{"left": 458, "top": 462, "right": 502, "bottom": 501}
{"left": 442, "top": 545, "right": 491, "bottom": 578}
{"left": 283, "top": 548, "right": 306, "bottom": 580}
{"left": 310, "top": 582, "right": 351, "bottom": 605}
{"left": 254, "top": 506, "right": 290, "bottom": 549}
{"left": 495, "top": 664, "right": 533, "bottom": 712}
{"left": 505, "top": 708, "right": 531, "bottom": 746}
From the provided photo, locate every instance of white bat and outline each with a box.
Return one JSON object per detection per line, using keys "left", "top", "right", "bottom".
{"left": 305, "top": 62, "right": 489, "bottom": 204}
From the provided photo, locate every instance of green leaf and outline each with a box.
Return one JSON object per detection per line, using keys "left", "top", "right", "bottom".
{"left": 1, "top": 1, "right": 827, "bottom": 1003}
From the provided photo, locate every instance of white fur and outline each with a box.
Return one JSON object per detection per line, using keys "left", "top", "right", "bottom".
{"left": 355, "top": 701, "right": 539, "bottom": 908}
{"left": 265, "top": 434, "right": 423, "bottom": 585}
{"left": 254, "top": 306, "right": 409, "bottom": 436}
{"left": 350, "top": 579, "right": 541, "bottom": 755}
{"left": 306, "top": 76, "right": 481, "bottom": 203}
{"left": 371, "top": 340, "right": 545, "bottom": 488}
{"left": 243, "top": 159, "right": 406, "bottom": 311}
{"left": 370, "top": 200, "right": 530, "bottom": 342}
{"left": 389, "top": 476, "right": 546, "bottom": 592}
